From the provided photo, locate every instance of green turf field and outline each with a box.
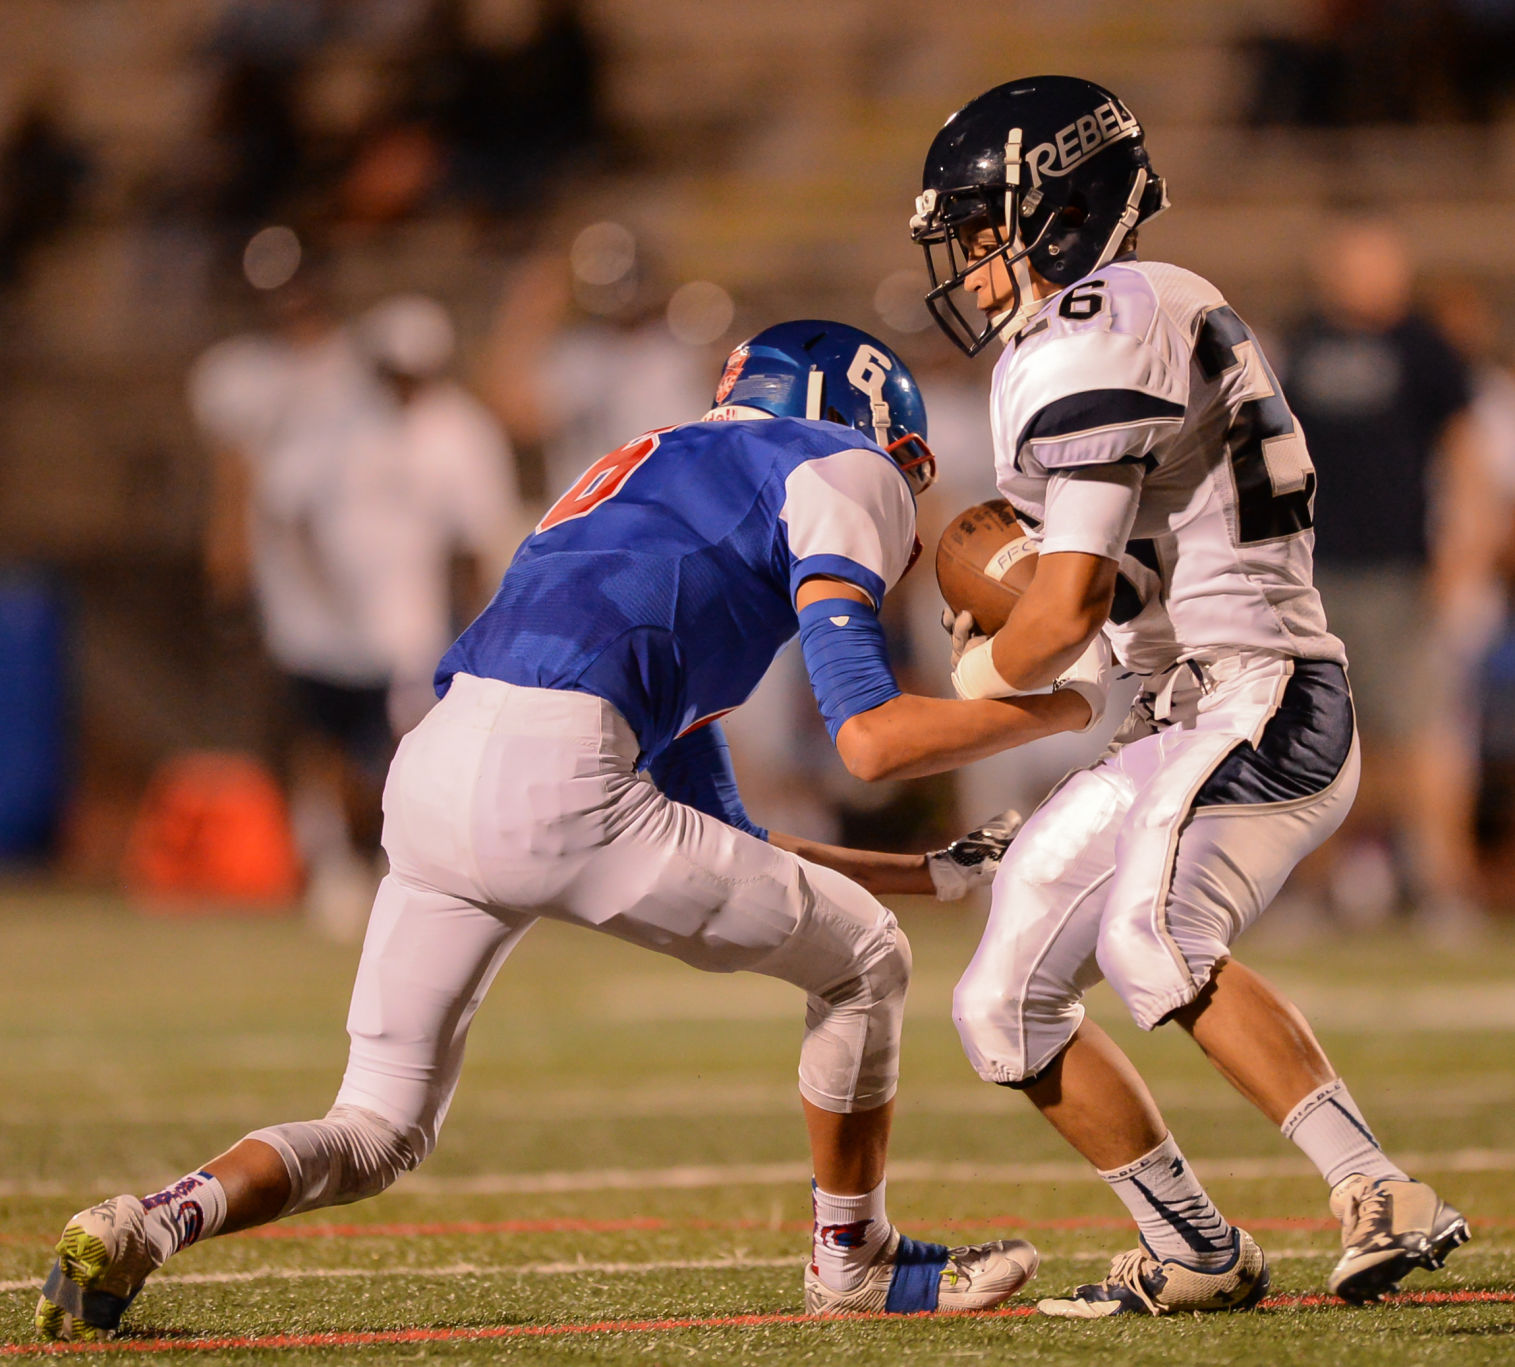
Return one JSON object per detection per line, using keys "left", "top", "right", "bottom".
{"left": 2, "top": 889, "right": 1513, "bottom": 1364}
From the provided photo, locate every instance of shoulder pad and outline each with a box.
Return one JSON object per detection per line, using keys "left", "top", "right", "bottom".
{"left": 993, "top": 285, "right": 1189, "bottom": 473}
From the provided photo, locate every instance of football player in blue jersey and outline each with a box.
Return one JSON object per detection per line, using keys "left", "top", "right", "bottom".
{"left": 38, "top": 320, "right": 1115, "bottom": 1340}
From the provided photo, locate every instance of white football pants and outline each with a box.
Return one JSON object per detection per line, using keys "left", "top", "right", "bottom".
{"left": 332, "top": 674, "right": 909, "bottom": 1162}
{"left": 954, "top": 653, "right": 1359, "bottom": 1083}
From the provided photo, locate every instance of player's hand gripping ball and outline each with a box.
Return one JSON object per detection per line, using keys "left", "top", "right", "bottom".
{"left": 934, "top": 500, "right": 1038, "bottom": 636}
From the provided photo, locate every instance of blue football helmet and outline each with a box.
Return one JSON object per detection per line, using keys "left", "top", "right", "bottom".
{"left": 711, "top": 319, "right": 936, "bottom": 493}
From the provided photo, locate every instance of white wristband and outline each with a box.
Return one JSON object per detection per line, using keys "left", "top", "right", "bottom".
{"left": 951, "top": 636, "right": 1021, "bottom": 700}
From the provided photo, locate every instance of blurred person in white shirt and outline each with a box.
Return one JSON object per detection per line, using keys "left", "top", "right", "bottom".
{"left": 191, "top": 283, "right": 525, "bottom": 935}
{"left": 356, "top": 294, "right": 530, "bottom": 734}
{"left": 192, "top": 280, "right": 394, "bottom": 932}
{"left": 1416, "top": 280, "right": 1515, "bottom": 933}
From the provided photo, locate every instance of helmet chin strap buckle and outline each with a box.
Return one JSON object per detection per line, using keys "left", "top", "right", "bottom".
{"left": 910, "top": 188, "right": 938, "bottom": 235}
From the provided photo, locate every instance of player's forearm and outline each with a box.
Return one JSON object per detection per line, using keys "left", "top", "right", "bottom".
{"left": 988, "top": 606, "right": 1097, "bottom": 690}
{"left": 768, "top": 831, "right": 933, "bottom": 895}
{"left": 988, "top": 551, "right": 1116, "bottom": 690}
{"left": 837, "top": 689, "right": 1089, "bottom": 783}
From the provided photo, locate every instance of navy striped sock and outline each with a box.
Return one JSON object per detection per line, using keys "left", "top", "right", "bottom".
{"left": 1281, "top": 1079, "right": 1407, "bottom": 1189}
{"left": 1100, "top": 1135, "right": 1233, "bottom": 1268}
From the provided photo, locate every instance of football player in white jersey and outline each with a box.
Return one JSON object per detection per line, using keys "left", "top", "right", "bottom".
{"left": 909, "top": 76, "right": 1470, "bottom": 1315}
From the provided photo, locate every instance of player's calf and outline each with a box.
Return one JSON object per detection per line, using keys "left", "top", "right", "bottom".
{"left": 246, "top": 1102, "right": 423, "bottom": 1215}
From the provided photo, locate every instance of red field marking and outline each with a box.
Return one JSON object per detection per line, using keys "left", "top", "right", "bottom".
{"left": 5, "top": 1212, "right": 1512, "bottom": 1249}
{"left": 239, "top": 1212, "right": 1515, "bottom": 1240}
{"left": 241, "top": 1216, "right": 667, "bottom": 1240}
{"left": 4, "top": 1292, "right": 1514, "bottom": 1357}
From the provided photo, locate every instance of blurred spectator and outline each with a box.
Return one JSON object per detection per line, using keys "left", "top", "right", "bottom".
{"left": 1240, "top": 1, "right": 1442, "bottom": 127}
{"left": 190, "top": 276, "right": 526, "bottom": 935}
{"left": 479, "top": 229, "right": 714, "bottom": 502}
{"left": 200, "top": 1, "right": 334, "bottom": 230}
{"left": 1446, "top": 0, "right": 1515, "bottom": 122}
{"left": 189, "top": 275, "right": 398, "bottom": 934}
{"left": 339, "top": 0, "right": 608, "bottom": 227}
{"left": 0, "top": 93, "right": 90, "bottom": 294}
{"left": 1280, "top": 217, "right": 1482, "bottom": 932}
{"left": 204, "top": 0, "right": 333, "bottom": 67}
{"left": 200, "top": 59, "right": 306, "bottom": 234}
{"left": 1425, "top": 280, "right": 1515, "bottom": 911}
{"left": 355, "top": 292, "right": 531, "bottom": 732}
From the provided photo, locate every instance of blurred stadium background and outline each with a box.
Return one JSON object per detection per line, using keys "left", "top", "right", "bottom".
{"left": 3, "top": 1, "right": 1515, "bottom": 1360}
{"left": 3, "top": 0, "right": 1515, "bottom": 920}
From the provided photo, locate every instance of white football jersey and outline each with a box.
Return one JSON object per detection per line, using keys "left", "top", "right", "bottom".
{"left": 989, "top": 260, "right": 1345, "bottom": 676}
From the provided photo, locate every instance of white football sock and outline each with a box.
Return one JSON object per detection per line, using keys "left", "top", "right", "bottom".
{"left": 1100, "top": 1134, "right": 1234, "bottom": 1269}
{"left": 1281, "top": 1079, "right": 1407, "bottom": 1190}
{"left": 137, "top": 1171, "right": 228, "bottom": 1266}
{"left": 810, "top": 1178, "right": 891, "bottom": 1291}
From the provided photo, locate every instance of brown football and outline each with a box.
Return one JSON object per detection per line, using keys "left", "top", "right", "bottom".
{"left": 934, "top": 499, "right": 1038, "bottom": 635}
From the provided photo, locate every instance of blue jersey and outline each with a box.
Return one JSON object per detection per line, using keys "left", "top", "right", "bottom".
{"left": 436, "top": 416, "right": 917, "bottom": 766}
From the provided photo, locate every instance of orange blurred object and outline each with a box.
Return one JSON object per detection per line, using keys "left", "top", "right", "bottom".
{"left": 123, "top": 752, "right": 301, "bottom": 913}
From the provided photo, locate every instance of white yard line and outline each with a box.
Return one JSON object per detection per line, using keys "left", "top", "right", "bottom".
{"left": 6, "top": 1148, "right": 1515, "bottom": 1200}
{"left": 9, "top": 1076, "right": 1514, "bottom": 1125}
{"left": 399, "top": 1148, "right": 1515, "bottom": 1194}
{"left": 9, "top": 1244, "right": 1507, "bottom": 1296}
{"left": 591, "top": 977, "right": 1515, "bottom": 1030}
{"left": 468, "top": 1076, "right": 1515, "bottom": 1119}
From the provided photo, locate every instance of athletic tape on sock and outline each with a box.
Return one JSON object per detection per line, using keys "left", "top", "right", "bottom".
{"left": 883, "top": 1236, "right": 950, "bottom": 1313}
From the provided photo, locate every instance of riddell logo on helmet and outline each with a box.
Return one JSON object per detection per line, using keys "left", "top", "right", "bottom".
{"left": 1024, "top": 99, "right": 1139, "bottom": 187}
{"left": 714, "top": 345, "right": 749, "bottom": 403}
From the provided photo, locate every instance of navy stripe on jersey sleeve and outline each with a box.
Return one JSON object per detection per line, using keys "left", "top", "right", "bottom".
{"left": 645, "top": 721, "right": 768, "bottom": 840}
{"left": 1018, "top": 388, "right": 1185, "bottom": 454}
{"left": 789, "top": 554, "right": 887, "bottom": 610}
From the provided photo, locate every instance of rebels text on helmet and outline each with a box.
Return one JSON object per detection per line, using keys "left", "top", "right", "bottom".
{"left": 1023, "top": 99, "right": 1139, "bottom": 188}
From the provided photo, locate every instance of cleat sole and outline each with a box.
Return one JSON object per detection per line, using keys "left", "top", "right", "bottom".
{"left": 1234, "top": 1263, "right": 1271, "bottom": 1312}
{"left": 34, "top": 1222, "right": 120, "bottom": 1342}
{"left": 1333, "top": 1215, "right": 1470, "bottom": 1305}
{"left": 1423, "top": 1216, "right": 1471, "bottom": 1272}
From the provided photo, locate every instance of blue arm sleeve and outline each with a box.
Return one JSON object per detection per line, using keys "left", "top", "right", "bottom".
{"left": 645, "top": 720, "right": 768, "bottom": 841}
{"left": 797, "top": 597, "right": 903, "bottom": 743}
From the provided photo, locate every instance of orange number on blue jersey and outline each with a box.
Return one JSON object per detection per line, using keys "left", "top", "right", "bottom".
{"left": 537, "top": 430, "right": 665, "bottom": 532}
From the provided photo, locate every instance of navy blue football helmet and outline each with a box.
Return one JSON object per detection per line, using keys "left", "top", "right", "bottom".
{"left": 710, "top": 320, "right": 935, "bottom": 493}
{"left": 911, "top": 76, "right": 1169, "bottom": 355}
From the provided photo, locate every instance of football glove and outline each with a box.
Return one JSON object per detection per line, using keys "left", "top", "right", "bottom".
{"left": 941, "top": 607, "right": 979, "bottom": 669}
{"left": 926, "top": 809, "right": 1023, "bottom": 900}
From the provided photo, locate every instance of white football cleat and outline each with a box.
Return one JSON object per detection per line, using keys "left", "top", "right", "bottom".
{"left": 1037, "top": 1229, "right": 1268, "bottom": 1318}
{"left": 1328, "top": 1174, "right": 1470, "bottom": 1304}
{"left": 35, "top": 1196, "right": 159, "bottom": 1342}
{"left": 804, "top": 1226, "right": 1038, "bottom": 1315}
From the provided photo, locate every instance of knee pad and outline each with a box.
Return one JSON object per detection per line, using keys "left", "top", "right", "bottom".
{"left": 247, "top": 1103, "right": 423, "bottom": 1218}
{"left": 798, "top": 927, "right": 911, "bottom": 1113}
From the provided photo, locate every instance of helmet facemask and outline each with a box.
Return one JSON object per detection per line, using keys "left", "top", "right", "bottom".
{"left": 912, "top": 129, "right": 1058, "bottom": 357}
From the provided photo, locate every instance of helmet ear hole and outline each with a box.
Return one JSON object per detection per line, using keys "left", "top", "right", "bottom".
{"left": 1057, "top": 201, "right": 1088, "bottom": 228}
